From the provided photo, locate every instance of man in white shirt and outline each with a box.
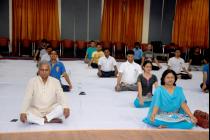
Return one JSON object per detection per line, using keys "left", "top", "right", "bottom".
{"left": 115, "top": 50, "right": 142, "bottom": 91}
{"left": 20, "top": 61, "right": 70, "bottom": 125}
{"left": 168, "top": 48, "right": 192, "bottom": 79}
{"left": 40, "top": 47, "right": 52, "bottom": 62}
{"left": 98, "top": 49, "right": 118, "bottom": 77}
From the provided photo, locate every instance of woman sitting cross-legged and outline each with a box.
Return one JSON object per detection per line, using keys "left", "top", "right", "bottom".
{"left": 143, "top": 69, "right": 197, "bottom": 129}
{"left": 134, "top": 61, "right": 158, "bottom": 108}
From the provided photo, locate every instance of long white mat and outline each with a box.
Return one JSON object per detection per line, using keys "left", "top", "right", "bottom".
{"left": 0, "top": 60, "right": 209, "bottom": 132}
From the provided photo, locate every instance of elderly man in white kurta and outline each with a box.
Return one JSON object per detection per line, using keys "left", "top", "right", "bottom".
{"left": 20, "top": 61, "right": 70, "bottom": 125}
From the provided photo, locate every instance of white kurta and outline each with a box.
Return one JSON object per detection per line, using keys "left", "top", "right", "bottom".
{"left": 21, "top": 76, "right": 68, "bottom": 117}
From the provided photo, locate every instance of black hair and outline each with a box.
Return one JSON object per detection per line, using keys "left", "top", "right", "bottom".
{"left": 161, "top": 69, "right": 177, "bottom": 86}
{"left": 134, "top": 42, "right": 141, "bottom": 47}
{"left": 41, "top": 39, "right": 48, "bottom": 43}
{"left": 126, "top": 50, "right": 134, "bottom": 56}
{"left": 204, "top": 56, "right": 209, "bottom": 63}
{"left": 89, "top": 40, "right": 95, "bottom": 43}
{"left": 169, "top": 42, "right": 175, "bottom": 46}
{"left": 142, "top": 60, "right": 153, "bottom": 68}
{"left": 104, "top": 48, "right": 110, "bottom": 52}
{"left": 96, "top": 42, "right": 102, "bottom": 46}
{"left": 175, "top": 48, "right": 181, "bottom": 52}
{"left": 194, "top": 46, "right": 200, "bottom": 49}
{"left": 50, "top": 50, "right": 58, "bottom": 55}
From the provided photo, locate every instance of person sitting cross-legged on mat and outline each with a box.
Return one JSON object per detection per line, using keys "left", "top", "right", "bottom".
{"left": 34, "top": 39, "right": 49, "bottom": 65}
{"left": 115, "top": 50, "right": 142, "bottom": 92}
{"left": 133, "top": 42, "right": 143, "bottom": 65}
{"left": 134, "top": 61, "right": 158, "bottom": 108}
{"left": 143, "top": 69, "right": 197, "bottom": 129}
{"left": 188, "top": 47, "right": 204, "bottom": 71}
{"left": 20, "top": 61, "right": 70, "bottom": 125}
{"left": 49, "top": 50, "right": 73, "bottom": 92}
{"left": 40, "top": 47, "right": 52, "bottom": 62}
{"left": 84, "top": 40, "right": 97, "bottom": 64}
{"left": 168, "top": 48, "right": 192, "bottom": 80}
{"left": 97, "top": 49, "right": 118, "bottom": 78}
{"left": 201, "top": 57, "right": 209, "bottom": 93}
{"left": 88, "top": 43, "right": 104, "bottom": 69}
{"left": 141, "top": 44, "right": 162, "bottom": 70}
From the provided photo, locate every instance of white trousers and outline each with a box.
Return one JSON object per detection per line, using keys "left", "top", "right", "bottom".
{"left": 27, "top": 105, "right": 64, "bottom": 125}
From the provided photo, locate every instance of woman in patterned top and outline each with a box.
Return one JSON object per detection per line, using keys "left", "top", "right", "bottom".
{"left": 134, "top": 61, "right": 158, "bottom": 108}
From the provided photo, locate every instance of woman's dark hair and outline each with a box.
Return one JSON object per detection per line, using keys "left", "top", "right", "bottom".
{"left": 142, "top": 60, "right": 153, "bottom": 69}
{"left": 161, "top": 69, "right": 177, "bottom": 86}
{"left": 126, "top": 50, "right": 134, "bottom": 55}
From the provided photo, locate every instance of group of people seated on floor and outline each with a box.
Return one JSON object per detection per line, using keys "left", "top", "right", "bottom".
{"left": 20, "top": 40, "right": 209, "bottom": 129}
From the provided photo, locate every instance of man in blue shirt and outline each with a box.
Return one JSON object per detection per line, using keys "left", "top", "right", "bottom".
{"left": 133, "top": 42, "right": 143, "bottom": 65}
{"left": 201, "top": 57, "right": 209, "bottom": 93}
{"left": 49, "top": 50, "right": 72, "bottom": 92}
{"left": 84, "top": 40, "right": 97, "bottom": 64}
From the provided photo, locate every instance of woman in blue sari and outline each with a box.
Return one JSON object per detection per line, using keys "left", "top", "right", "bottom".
{"left": 143, "top": 69, "right": 197, "bottom": 129}
{"left": 134, "top": 61, "right": 158, "bottom": 108}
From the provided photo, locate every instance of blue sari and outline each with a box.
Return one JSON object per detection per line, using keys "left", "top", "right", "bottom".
{"left": 143, "top": 86, "right": 195, "bottom": 129}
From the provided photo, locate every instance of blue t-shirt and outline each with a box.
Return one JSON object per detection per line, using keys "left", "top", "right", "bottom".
{"left": 86, "top": 47, "right": 97, "bottom": 60}
{"left": 49, "top": 61, "right": 66, "bottom": 81}
{"left": 133, "top": 48, "right": 143, "bottom": 60}
{"left": 203, "top": 64, "right": 209, "bottom": 85}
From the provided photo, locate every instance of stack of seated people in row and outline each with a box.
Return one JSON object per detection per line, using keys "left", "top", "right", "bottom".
{"left": 20, "top": 40, "right": 209, "bottom": 129}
